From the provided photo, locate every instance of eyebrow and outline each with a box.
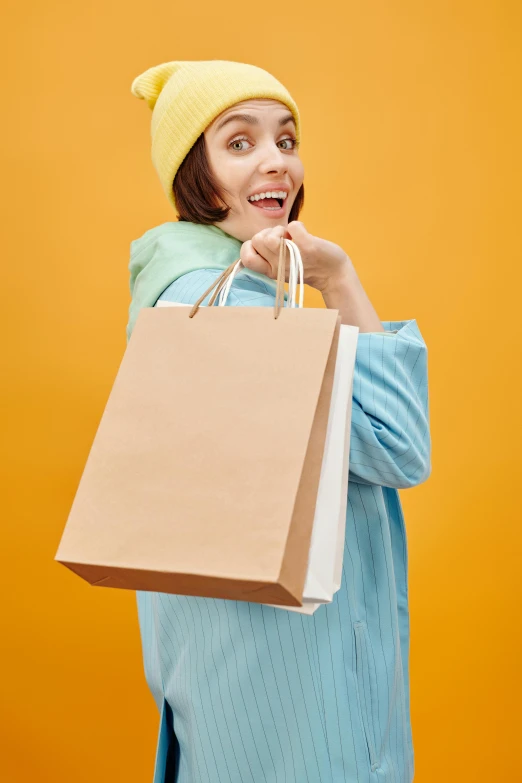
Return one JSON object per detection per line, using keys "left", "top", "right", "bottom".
{"left": 214, "top": 112, "right": 296, "bottom": 133}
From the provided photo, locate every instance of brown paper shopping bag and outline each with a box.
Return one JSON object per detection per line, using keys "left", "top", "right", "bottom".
{"left": 55, "top": 239, "right": 341, "bottom": 607}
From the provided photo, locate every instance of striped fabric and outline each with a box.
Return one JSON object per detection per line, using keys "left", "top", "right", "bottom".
{"left": 136, "top": 268, "right": 431, "bottom": 783}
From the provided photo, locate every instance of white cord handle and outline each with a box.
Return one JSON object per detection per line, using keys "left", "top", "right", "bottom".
{"left": 218, "top": 239, "right": 304, "bottom": 308}
{"left": 218, "top": 259, "right": 243, "bottom": 306}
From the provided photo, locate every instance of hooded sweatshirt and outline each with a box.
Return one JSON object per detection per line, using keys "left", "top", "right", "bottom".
{"left": 126, "top": 220, "right": 285, "bottom": 343}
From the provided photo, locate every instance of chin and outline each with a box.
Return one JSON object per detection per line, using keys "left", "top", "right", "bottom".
{"left": 223, "top": 207, "right": 290, "bottom": 242}
{"left": 245, "top": 219, "right": 287, "bottom": 241}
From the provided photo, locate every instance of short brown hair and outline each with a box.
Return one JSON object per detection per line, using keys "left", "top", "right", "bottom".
{"left": 173, "top": 132, "right": 305, "bottom": 224}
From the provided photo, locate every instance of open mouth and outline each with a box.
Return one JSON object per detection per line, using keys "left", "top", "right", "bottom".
{"left": 247, "top": 193, "right": 287, "bottom": 214}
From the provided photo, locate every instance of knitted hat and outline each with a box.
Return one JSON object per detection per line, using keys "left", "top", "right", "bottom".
{"left": 130, "top": 60, "right": 301, "bottom": 212}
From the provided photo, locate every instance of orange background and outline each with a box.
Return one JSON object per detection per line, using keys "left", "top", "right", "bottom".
{"left": 2, "top": 1, "right": 521, "bottom": 781}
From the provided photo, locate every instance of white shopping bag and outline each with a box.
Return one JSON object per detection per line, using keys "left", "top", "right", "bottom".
{"left": 268, "top": 322, "right": 358, "bottom": 614}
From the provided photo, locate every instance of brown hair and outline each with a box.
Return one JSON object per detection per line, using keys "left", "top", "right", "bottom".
{"left": 173, "top": 132, "right": 304, "bottom": 224}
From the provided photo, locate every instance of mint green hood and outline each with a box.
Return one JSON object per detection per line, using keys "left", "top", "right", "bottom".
{"left": 126, "top": 221, "right": 279, "bottom": 343}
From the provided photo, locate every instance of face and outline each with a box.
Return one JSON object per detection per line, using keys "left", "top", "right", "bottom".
{"left": 203, "top": 99, "right": 304, "bottom": 242}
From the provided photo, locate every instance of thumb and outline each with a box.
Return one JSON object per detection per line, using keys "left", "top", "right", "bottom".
{"left": 286, "top": 221, "right": 310, "bottom": 243}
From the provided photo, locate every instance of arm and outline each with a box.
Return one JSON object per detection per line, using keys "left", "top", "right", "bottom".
{"left": 319, "top": 252, "right": 430, "bottom": 487}
{"left": 321, "top": 265, "right": 387, "bottom": 332}
{"left": 347, "top": 319, "right": 431, "bottom": 489}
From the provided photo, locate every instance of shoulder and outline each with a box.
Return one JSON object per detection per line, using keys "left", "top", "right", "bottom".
{"left": 156, "top": 268, "right": 278, "bottom": 307}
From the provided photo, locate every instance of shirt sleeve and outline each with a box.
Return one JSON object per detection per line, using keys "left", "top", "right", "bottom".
{"left": 348, "top": 320, "right": 431, "bottom": 489}
{"left": 157, "top": 270, "right": 431, "bottom": 490}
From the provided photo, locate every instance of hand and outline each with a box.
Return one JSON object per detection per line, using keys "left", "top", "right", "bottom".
{"left": 240, "top": 221, "right": 355, "bottom": 294}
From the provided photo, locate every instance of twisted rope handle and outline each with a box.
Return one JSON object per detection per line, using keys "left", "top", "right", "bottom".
{"left": 188, "top": 262, "right": 239, "bottom": 318}
{"left": 188, "top": 237, "right": 303, "bottom": 318}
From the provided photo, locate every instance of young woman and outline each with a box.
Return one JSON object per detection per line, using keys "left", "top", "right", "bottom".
{"left": 129, "top": 60, "right": 431, "bottom": 783}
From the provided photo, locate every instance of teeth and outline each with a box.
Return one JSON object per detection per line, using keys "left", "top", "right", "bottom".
{"left": 248, "top": 191, "right": 288, "bottom": 202}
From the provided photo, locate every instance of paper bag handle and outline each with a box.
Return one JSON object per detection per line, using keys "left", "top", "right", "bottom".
{"left": 188, "top": 238, "right": 303, "bottom": 319}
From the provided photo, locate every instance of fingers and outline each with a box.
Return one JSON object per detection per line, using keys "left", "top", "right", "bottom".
{"left": 242, "top": 225, "right": 305, "bottom": 281}
{"left": 250, "top": 226, "right": 286, "bottom": 269}
{"left": 240, "top": 239, "right": 273, "bottom": 278}
{"left": 243, "top": 226, "right": 287, "bottom": 279}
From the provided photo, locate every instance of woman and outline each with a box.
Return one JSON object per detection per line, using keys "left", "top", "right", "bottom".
{"left": 128, "top": 60, "right": 431, "bottom": 783}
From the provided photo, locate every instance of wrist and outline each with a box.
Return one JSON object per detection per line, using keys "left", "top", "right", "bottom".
{"left": 319, "top": 264, "right": 359, "bottom": 298}
{"left": 321, "top": 266, "right": 384, "bottom": 332}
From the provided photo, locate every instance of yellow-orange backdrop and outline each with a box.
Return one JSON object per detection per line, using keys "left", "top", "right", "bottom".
{"left": 2, "top": 1, "right": 521, "bottom": 780}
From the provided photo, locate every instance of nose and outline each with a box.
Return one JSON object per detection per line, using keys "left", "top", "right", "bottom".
{"left": 257, "top": 143, "right": 289, "bottom": 175}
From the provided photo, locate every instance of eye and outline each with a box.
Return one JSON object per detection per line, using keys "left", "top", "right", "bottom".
{"left": 229, "top": 136, "right": 252, "bottom": 152}
{"left": 228, "top": 135, "right": 299, "bottom": 152}
{"left": 278, "top": 137, "right": 298, "bottom": 150}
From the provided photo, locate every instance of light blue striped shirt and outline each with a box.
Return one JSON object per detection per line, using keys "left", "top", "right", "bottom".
{"left": 136, "top": 268, "right": 431, "bottom": 783}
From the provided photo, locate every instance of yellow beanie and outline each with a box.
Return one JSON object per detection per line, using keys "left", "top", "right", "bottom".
{"left": 130, "top": 60, "right": 301, "bottom": 212}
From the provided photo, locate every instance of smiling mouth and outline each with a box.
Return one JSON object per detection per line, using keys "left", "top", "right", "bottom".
{"left": 247, "top": 196, "right": 285, "bottom": 211}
